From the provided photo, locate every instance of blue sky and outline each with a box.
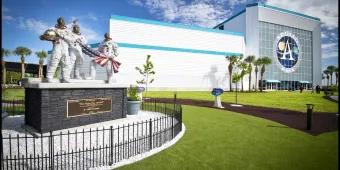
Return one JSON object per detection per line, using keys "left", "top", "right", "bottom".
{"left": 2, "top": 0, "right": 338, "bottom": 72}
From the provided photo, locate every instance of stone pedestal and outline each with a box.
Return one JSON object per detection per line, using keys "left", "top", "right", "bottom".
{"left": 23, "top": 80, "right": 128, "bottom": 133}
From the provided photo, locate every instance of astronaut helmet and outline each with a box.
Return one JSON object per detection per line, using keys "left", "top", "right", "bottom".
{"left": 104, "top": 33, "right": 112, "bottom": 41}
{"left": 72, "top": 24, "right": 81, "bottom": 35}
{"left": 55, "top": 17, "right": 66, "bottom": 29}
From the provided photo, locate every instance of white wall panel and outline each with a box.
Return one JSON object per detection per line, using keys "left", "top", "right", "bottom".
{"left": 110, "top": 18, "right": 244, "bottom": 54}
{"left": 78, "top": 47, "right": 231, "bottom": 90}
{"left": 116, "top": 48, "right": 230, "bottom": 89}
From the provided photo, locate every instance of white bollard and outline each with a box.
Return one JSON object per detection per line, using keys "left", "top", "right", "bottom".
{"left": 213, "top": 95, "right": 224, "bottom": 108}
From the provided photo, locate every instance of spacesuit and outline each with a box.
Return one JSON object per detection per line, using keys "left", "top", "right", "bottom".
{"left": 45, "top": 17, "right": 72, "bottom": 83}
{"left": 66, "top": 25, "right": 87, "bottom": 79}
{"left": 89, "top": 33, "right": 119, "bottom": 83}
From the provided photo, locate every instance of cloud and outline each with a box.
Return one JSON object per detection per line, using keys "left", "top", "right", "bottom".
{"left": 87, "top": 13, "right": 98, "bottom": 21}
{"left": 130, "top": 0, "right": 239, "bottom": 27}
{"left": 76, "top": 23, "right": 101, "bottom": 42}
{"left": 322, "top": 42, "right": 338, "bottom": 59}
{"left": 2, "top": 15, "right": 14, "bottom": 21}
{"left": 16, "top": 15, "right": 100, "bottom": 42}
{"left": 70, "top": 12, "right": 99, "bottom": 23}
{"left": 2, "top": 6, "right": 14, "bottom": 21}
{"left": 227, "top": 0, "right": 247, "bottom": 7}
{"left": 18, "top": 18, "right": 50, "bottom": 34}
{"left": 2, "top": 6, "right": 10, "bottom": 12}
{"left": 265, "top": 0, "right": 338, "bottom": 30}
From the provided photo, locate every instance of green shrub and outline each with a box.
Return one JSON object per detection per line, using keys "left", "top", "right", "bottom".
{"left": 6, "top": 71, "right": 21, "bottom": 84}
{"left": 329, "top": 85, "right": 338, "bottom": 92}
{"left": 127, "top": 85, "right": 140, "bottom": 101}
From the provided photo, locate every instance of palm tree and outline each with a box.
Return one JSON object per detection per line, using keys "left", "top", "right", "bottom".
{"left": 35, "top": 50, "right": 48, "bottom": 78}
{"left": 335, "top": 67, "right": 338, "bottom": 86}
{"left": 323, "top": 70, "right": 331, "bottom": 87}
{"left": 2, "top": 48, "right": 11, "bottom": 84}
{"left": 238, "top": 61, "right": 249, "bottom": 92}
{"left": 253, "top": 58, "right": 262, "bottom": 92}
{"left": 14, "top": 46, "right": 32, "bottom": 78}
{"left": 226, "top": 54, "right": 243, "bottom": 92}
{"left": 244, "top": 55, "right": 255, "bottom": 91}
{"left": 232, "top": 72, "right": 242, "bottom": 104}
{"left": 259, "top": 57, "right": 272, "bottom": 92}
{"left": 326, "top": 65, "right": 336, "bottom": 85}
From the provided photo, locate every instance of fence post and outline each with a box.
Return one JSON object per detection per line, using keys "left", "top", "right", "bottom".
{"left": 172, "top": 112, "right": 174, "bottom": 139}
{"left": 110, "top": 126, "right": 113, "bottom": 165}
{"left": 149, "top": 119, "right": 152, "bottom": 150}
{"left": 154, "top": 99, "right": 156, "bottom": 112}
{"left": 49, "top": 131, "right": 54, "bottom": 170}
{"left": 173, "top": 92, "right": 177, "bottom": 111}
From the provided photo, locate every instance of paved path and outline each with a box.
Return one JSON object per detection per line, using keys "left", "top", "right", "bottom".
{"left": 329, "top": 95, "right": 338, "bottom": 102}
{"left": 146, "top": 98, "right": 338, "bottom": 136}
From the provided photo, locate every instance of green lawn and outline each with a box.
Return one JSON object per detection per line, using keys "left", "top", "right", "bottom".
{"left": 119, "top": 105, "right": 338, "bottom": 170}
{"left": 1, "top": 89, "right": 337, "bottom": 113}
{"left": 2, "top": 88, "right": 25, "bottom": 100}
{"left": 145, "top": 91, "right": 338, "bottom": 113}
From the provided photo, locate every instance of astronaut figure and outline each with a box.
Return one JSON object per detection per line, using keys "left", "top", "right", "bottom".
{"left": 67, "top": 24, "right": 87, "bottom": 79}
{"left": 89, "top": 33, "right": 119, "bottom": 83}
{"left": 42, "top": 17, "right": 72, "bottom": 83}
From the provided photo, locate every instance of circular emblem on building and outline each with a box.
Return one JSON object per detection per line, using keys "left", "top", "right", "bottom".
{"left": 274, "top": 32, "right": 300, "bottom": 73}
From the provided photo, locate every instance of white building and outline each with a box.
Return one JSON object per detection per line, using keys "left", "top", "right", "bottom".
{"left": 78, "top": 2, "right": 321, "bottom": 91}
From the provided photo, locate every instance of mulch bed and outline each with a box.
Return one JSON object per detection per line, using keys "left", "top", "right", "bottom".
{"left": 146, "top": 98, "right": 338, "bottom": 136}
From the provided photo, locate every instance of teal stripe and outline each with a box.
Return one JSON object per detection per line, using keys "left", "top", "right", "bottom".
{"left": 110, "top": 14, "right": 244, "bottom": 37}
{"left": 91, "top": 42, "right": 241, "bottom": 56}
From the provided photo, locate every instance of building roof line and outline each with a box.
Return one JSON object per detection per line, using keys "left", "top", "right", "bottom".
{"left": 213, "top": 9, "right": 246, "bottom": 29}
{"left": 110, "top": 14, "right": 244, "bottom": 37}
{"left": 257, "top": 3, "right": 320, "bottom": 21}
{"left": 213, "top": 2, "right": 321, "bottom": 29}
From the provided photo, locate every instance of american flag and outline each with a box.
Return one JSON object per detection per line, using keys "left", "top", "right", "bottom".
{"left": 77, "top": 40, "right": 121, "bottom": 73}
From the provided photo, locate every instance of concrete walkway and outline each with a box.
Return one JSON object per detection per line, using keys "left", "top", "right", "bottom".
{"left": 329, "top": 95, "right": 338, "bottom": 102}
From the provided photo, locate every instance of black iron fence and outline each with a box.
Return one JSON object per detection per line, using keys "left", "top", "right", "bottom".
{"left": 1, "top": 99, "right": 182, "bottom": 170}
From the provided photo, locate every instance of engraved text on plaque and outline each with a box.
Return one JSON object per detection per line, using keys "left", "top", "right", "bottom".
{"left": 67, "top": 98, "right": 112, "bottom": 117}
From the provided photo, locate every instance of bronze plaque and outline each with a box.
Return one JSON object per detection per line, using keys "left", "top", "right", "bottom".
{"left": 67, "top": 98, "right": 112, "bottom": 117}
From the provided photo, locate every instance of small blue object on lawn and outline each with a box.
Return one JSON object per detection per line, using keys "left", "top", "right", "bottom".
{"left": 211, "top": 88, "right": 224, "bottom": 108}
{"left": 212, "top": 88, "right": 224, "bottom": 96}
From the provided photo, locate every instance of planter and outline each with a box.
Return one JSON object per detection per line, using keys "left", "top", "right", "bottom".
{"left": 127, "top": 100, "right": 141, "bottom": 115}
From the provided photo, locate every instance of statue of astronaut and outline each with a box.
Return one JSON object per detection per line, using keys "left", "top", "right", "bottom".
{"left": 67, "top": 24, "right": 87, "bottom": 79}
{"left": 40, "top": 17, "right": 72, "bottom": 83}
{"left": 88, "top": 33, "right": 119, "bottom": 83}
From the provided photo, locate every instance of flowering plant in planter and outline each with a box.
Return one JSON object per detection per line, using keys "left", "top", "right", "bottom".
{"left": 128, "top": 85, "right": 140, "bottom": 101}
{"left": 127, "top": 85, "right": 141, "bottom": 115}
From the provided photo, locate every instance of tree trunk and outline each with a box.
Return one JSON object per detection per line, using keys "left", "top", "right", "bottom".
{"left": 38, "top": 64, "right": 42, "bottom": 78}
{"left": 229, "top": 73, "right": 232, "bottom": 92}
{"left": 336, "top": 73, "right": 338, "bottom": 86}
{"left": 41, "top": 65, "right": 43, "bottom": 78}
{"left": 2, "top": 61, "right": 6, "bottom": 84}
{"left": 330, "top": 75, "right": 333, "bottom": 85}
{"left": 327, "top": 78, "right": 329, "bottom": 87}
{"left": 260, "top": 73, "right": 263, "bottom": 92}
{"left": 255, "top": 72, "right": 258, "bottom": 92}
{"left": 241, "top": 77, "right": 244, "bottom": 92}
{"left": 235, "top": 82, "right": 238, "bottom": 104}
{"left": 21, "top": 62, "right": 25, "bottom": 79}
{"left": 145, "top": 74, "right": 148, "bottom": 99}
{"left": 248, "top": 72, "right": 251, "bottom": 92}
